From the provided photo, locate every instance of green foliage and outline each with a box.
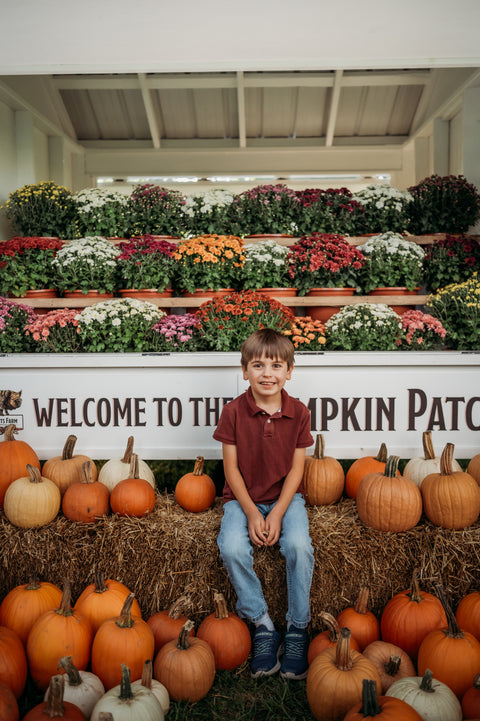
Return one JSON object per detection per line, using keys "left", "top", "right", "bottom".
{"left": 0, "top": 297, "right": 37, "bottom": 353}
{"left": 423, "top": 234, "right": 480, "bottom": 292}
{"left": 427, "top": 273, "right": 480, "bottom": 350}
{"left": 408, "top": 174, "right": 480, "bottom": 234}
{"left": 74, "top": 187, "right": 129, "bottom": 238}
{"left": 2, "top": 181, "right": 78, "bottom": 238}
{"left": 125, "top": 183, "right": 187, "bottom": 236}
{"left": 325, "top": 303, "right": 403, "bottom": 351}
{"left": 52, "top": 237, "right": 121, "bottom": 294}
{"left": 357, "top": 232, "right": 425, "bottom": 293}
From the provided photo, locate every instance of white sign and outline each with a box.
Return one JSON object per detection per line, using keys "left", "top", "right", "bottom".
{"left": 1, "top": 351, "right": 479, "bottom": 459}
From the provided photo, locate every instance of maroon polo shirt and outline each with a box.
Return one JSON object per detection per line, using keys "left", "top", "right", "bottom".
{"left": 213, "top": 387, "right": 314, "bottom": 503}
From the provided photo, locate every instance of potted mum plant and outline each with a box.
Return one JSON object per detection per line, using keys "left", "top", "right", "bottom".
{"left": 151, "top": 313, "right": 202, "bottom": 352}
{"left": 407, "top": 174, "right": 480, "bottom": 234}
{"left": 325, "top": 303, "right": 403, "bottom": 351}
{"left": 423, "top": 234, "right": 480, "bottom": 291}
{"left": 0, "top": 236, "right": 64, "bottom": 297}
{"left": 427, "top": 274, "right": 480, "bottom": 350}
{"left": 1, "top": 181, "right": 78, "bottom": 239}
{"left": 173, "top": 234, "right": 245, "bottom": 294}
{"left": 397, "top": 309, "right": 447, "bottom": 351}
{"left": 125, "top": 183, "right": 187, "bottom": 237}
{"left": 24, "top": 309, "right": 83, "bottom": 353}
{"left": 282, "top": 316, "right": 327, "bottom": 351}
{"left": 182, "top": 189, "right": 236, "bottom": 235}
{"left": 352, "top": 184, "right": 413, "bottom": 234}
{"left": 52, "top": 237, "right": 120, "bottom": 296}
{"left": 296, "top": 187, "right": 365, "bottom": 236}
{"left": 0, "top": 297, "right": 37, "bottom": 353}
{"left": 76, "top": 297, "right": 165, "bottom": 352}
{"left": 240, "top": 240, "right": 291, "bottom": 290}
{"left": 73, "top": 187, "right": 129, "bottom": 238}
{"left": 357, "top": 232, "right": 425, "bottom": 295}
{"left": 229, "top": 183, "right": 302, "bottom": 236}
{"left": 116, "top": 235, "right": 177, "bottom": 296}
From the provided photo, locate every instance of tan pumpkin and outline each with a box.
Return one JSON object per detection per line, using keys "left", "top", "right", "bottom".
{"left": 467, "top": 452, "right": 480, "bottom": 486}
{"left": 356, "top": 455, "right": 423, "bottom": 532}
{"left": 303, "top": 434, "right": 345, "bottom": 506}
{"left": 0, "top": 424, "right": 40, "bottom": 508}
{"left": 362, "top": 640, "right": 416, "bottom": 692}
{"left": 98, "top": 436, "right": 155, "bottom": 492}
{"left": 4, "top": 464, "right": 61, "bottom": 528}
{"left": 404, "top": 430, "right": 462, "bottom": 487}
{"left": 46, "top": 656, "right": 105, "bottom": 719}
{"left": 42, "top": 435, "right": 97, "bottom": 496}
{"left": 421, "top": 442, "right": 480, "bottom": 529}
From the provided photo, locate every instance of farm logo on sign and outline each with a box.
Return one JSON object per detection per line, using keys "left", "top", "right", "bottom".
{"left": 0, "top": 389, "right": 24, "bottom": 433}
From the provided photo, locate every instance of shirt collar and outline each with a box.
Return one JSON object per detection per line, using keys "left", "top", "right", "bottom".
{"left": 246, "top": 387, "right": 295, "bottom": 418}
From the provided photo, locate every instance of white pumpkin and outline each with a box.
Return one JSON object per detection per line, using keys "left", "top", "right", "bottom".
{"left": 132, "top": 660, "right": 169, "bottom": 714}
{"left": 386, "top": 669, "right": 462, "bottom": 721}
{"left": 98, "top": 436, "right": 155, "bottom": 491}
{"left": 403, "top": 431, "right": 462, "bottom": 487}
{"left": 45, "top": 656, "right": 105, "bottom": 719}
{"left": 91, "top": 665, "right": 164, "bottom": 721}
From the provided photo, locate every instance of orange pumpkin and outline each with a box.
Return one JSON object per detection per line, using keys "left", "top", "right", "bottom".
{"left": 345, "top": 443, "right": 390, "bottom": 499}
{"left": 308, "top": 611, "right": 361, "bottom": 665}
{"left": 421, "top": 443, "right": 480, "bottom": 529}
{"left": 336, "top": 586, "right": 380, "bottom": 652}
{"left": 154, "top": 619, "right": 216, "bottom": 702}
{"left": 62, "top": 460, "right": 110, "bottom": 523}
{"left": 362, "top": 640, "right": 416, "bottom": 693}
{"left": 0, "top": 424, "right": 40, "bottom": 507}
{"left": 467, "top": 453, "right": 480, "bottom": 486}
{"left": 0, "top": 626, "right": 27, "bottom": 699}
{"left": 417, "top": 584, "right": 480, "bottom": 698}
{"left": 306, "top": 627, "right": 382, "bottom": 721}
{"left": 91, "top": 593, "right": 155, "bottom": 690}
{"left": 175, "top": 456, "right": 216, "bottom": 512}
{"left": 147, "top": 595, "right": 195, "bottom": 655}
{"left": 109, "top": 454, "right": 156, "bottom": 517}
{"left": 303, "top": 434, "right": 345, "bottom": 506}
{"left": 74, "top": 573, "right": 141, "bottom": 634}
{"left": 0, "top": 577, "right": 62, "bottom": 645}
{"left": 23, "top": 675, "right": 87, "bottom": 721}
{"left": 462, "top": 673, "right": 480, "bottom": 719}
{"left": 456, "top": 590, "right": 480, "bottom": 641}
{"left": 42, "top": 434, "right": 97, "bottom": 496}
{"left": 0, "top": 682, "right": 19, "bottom": 721}
{"left": 380, "top": 570, "right": 447, "bottom": 661}
{"left": 197, "top": 592, "right": 251, "bottom": 670}
{"left": 26, "top": 579, "right": 93, "bottom": 691}
{"left": 343, "top": 678, "right": 423, "bottom": 721}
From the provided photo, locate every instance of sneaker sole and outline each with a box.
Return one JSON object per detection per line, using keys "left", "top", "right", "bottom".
{"left": 250, "top": 642, "right": 284, "bottom": 678}
{"left": 280, "top": 668, "right": 309, "bottom": 681}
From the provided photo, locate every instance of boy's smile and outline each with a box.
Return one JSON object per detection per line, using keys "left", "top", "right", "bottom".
{"left": 243, "top": 354, "right": 292, "bottom": 410}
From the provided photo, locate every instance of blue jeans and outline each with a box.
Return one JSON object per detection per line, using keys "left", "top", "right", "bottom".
{"left": 217, "top": 493, "right": 314, "bottom": 628}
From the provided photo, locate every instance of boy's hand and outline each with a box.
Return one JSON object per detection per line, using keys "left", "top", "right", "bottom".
{"left": 264, "top": 507, "right": 283, "bottom": 546}
{"left": 247, "top": 510, "right": 270, "bottom": 547}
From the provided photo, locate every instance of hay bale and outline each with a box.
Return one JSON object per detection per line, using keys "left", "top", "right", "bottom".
{"left": 1, "top": 493, "right": 479, "bottom": 630}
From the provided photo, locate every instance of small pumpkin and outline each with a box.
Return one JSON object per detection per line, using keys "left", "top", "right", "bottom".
{"left": 336, "top": 586, "right": 380, "bottom": 651}
{"left": 0, "top": 682, "right": 19, "bottom": 721}
{"left": 42, "top": 434, "right": 97, "bottom": 496}
{"left": 356, "top": 455, "right": 423, "bottom": 532}
{"left": 110, "top": 454, "right": 156, "bottom": 517}
{"left": 308, "top": 611, "right": 361, "bottom": 665}
{"left": 174, "top": 456, "right": 216, "bottom": 513}
{"left": 147, "top": 596, "right": 195, "bottom": 655}
{"left": 197, "top": 592, "right": 251, "bottom": 670}
{"left": 91, "top": 593, "right": 155, "bottom": 690}
{"left": 421, "top": 442, "right": 480, "bottom": 529}
{"left": 404, "top": 430, "right": 462, "bottom": 487}
{"left": 417, "top": 584, "right": 480, "bottom": 698}
{"left": 153, "top": 619, "right": 216, "bottom": 703}
{"left": 462, "top": 672, "right": 480, "bottom": 720}
{"left": 74, "top": 573, "right": 142, "bottom": 634}
{"left": 0, "top": 626, "right": 28, "bottom": 699}
{"left": 98, "top": 435, "right": 155, "bottom": 492}
{"left": 24, "top": 674, "right": 87, "bottom": 721}
{"left": 90, "top": 664, "right": 164, "bottom": 721}
{"left": 0, "top": 576, "right": 63, "bottom": 645}
{"left": 132, "top": 659, "right": 169, "bottom": 715}
{"left": 386, "top": 668, "right": 463, "bottom": 721}
{"left": 362, "top": 640, "right": 416, "bottom": 692}
{"left": 345, "top": 442, "right": 389, "bottom": 499}
{"left": 303, "top": 434, "right": 344, "bottom": 506}
{"left": 380, "top": 570, "right": 447, "bottom": 661}
{"left": 3, "top": 464, "right": 61, "bottom": 528}
{"left": 343, "top": 678, "right": 424, "bottom": 721}
{"left": 0, "top": 424, "right": 40, "bottom": 507}
{"left": 456, "top": 590, "right": 480, "bottom": 642}
{"left": 62, "top": 460, "right": 110, "bottom": 523}
{"left": 44, "top": 656, "right": 105, "bottom": 720}
{"left": 467, "top": 451, "right": 480, "bottom": 486}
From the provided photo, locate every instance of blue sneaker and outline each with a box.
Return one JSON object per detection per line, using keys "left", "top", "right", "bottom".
{"left": 280, "top": 626, "right": 309, "bottom": 680}
{"left": 250, "top": 625, "right": 284, "bottom": 678}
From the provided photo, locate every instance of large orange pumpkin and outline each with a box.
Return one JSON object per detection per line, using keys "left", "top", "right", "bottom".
{"left": 42, "top": 434, "right": 97, "bottom": 497}
{"left": 62, "top": 460, "right": 110, "bottom": 523}
{"left": 343, "top": 678, "right": 423, "bottom": 721}
{"left": 26, "top": 579, "right": 93, "bottom": 691}
{"left": 74, "top": 573, "right": 141, "bottom": 634}
{"left": 456, "top": 590, "right": 480, "bottom": 641}
{"left": 0, "top": 424, "right": 40, "bottom": 507}
{"left": 336, "top": 586, "right": 380, "bottom": 652}
{"left": 345, "top": 443, "right": 390, "bottom": 499}
{"left": 197, "top": 592, "right": 251, "bottom": 670}
{"left": 0, "top": 626, "right": 27, "bottom": 699}
{"left": 303, "top": 434, "right": 345, "bottom": 506}
{"left": 147, "top": 595, "right": 195, "bottom": 655}
{"left": 0, "top": 577, "right": 62, "bottom": 645}
{"left": 109, "top": 453, "right": 156, "bottom": 517}
{"left": 91, "top": 592, "right": 155, "bottom": 690}
{"left": 174, "top": 456, "right": 216, "bottom": 512}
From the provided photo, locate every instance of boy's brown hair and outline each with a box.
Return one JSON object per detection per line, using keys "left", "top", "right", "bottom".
{"left": 241, "top": 328, "right": 294, "bottom": 369}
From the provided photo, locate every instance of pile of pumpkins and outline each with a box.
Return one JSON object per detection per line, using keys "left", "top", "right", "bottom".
{"left": 303, "top": 431, "right": 480, "bottom": 531}
{"left": 0, "top": 426, "right": 217, "bottom": 528}
{"left": 0, "top": 573, "right": 252, "bottom": 720}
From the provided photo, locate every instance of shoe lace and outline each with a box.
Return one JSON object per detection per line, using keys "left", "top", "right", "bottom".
{"left": 284, "top": 632, "right": 307, "bottom": 659}
{"left": 254, "top": 632, "right": 275, "bottom": 656}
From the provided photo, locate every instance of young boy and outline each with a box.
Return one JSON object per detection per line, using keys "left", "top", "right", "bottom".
{"left": 213, "top": 328, "right": 314, "bottom": 680}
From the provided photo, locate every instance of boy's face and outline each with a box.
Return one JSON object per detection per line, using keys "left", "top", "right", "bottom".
{"left": 242, "top": 354, "right": 292, "bottom": 402}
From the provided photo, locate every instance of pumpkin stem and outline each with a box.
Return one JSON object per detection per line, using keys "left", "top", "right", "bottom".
{"left": 56, "top": 579, "right": 74, "bottom": 617}
{"left": 116, "top": 592, "right": 136, "bottom": 628}
{"left": 62, "top": 434, "right": 78, "bottom": 461}
{"left": 440, "top": 443, "right": 455, "bottom": 475}
{"left": 419, "top": 668, "right": 435, "bottom": 693}
{"left": 213, "top": 592, "right": 229, "bottom": 620}
{"left": 384, "top": 455, "right": 400, "bottom": 478}
{"left": 375, "top": 442, "right": 388, "bottom": 463}
{"left": 121, "top": 435, "right": 135, "bottom": 464}
{"left": 81, "top": 460, "right": 95, "bottom": 484}
{"left": 177, "top": 619, "right": 195, "bottom": 650}
{"left": 319, "top": 611, "right": 340, "bottom": 643}
{"left": 128, "top": 453, "right": 140, "bottom": 480}
{"left": 354, "top": 586, "right": 370, "bottom": 615}
{"left": 407, "top": 569, "right": 424, "bottom": 603}
{"left": 167, "top": 595, "right": 189, "bottom": 619}
{"left": 422, "top": 431, "right": 436, "bottom": 460}
{"left": 93, "top": 572, "right": 108, "bottom": 593}
{"left": 99, "top": 714, "right": 115, "bottom": 721}
{"left": 26, "top": 465, "right": 42, "bottom": 484}
{"left": 119, "top": 664, "right": 134, "bottom": 701}
{"left": 4, "top": 424, "right": 17, "bottom": 441}
{"left": 335, "top": 627, "right": 354, "bottom": 671}
{"left": 384, "top": 655, "right": 401, "bottom": 676}
{"left": 25, "top": 575, "right": 41, "bottom": 591}
{"left": 435, "top": 584, "right": 464, "bottom": 638}
{"left": 140, "top": 659, "right": 153, "bottom": 689}
{"left": 44, "top": 674, "right": 66, "bottom": 717}
{"left": 193, "top": 456, "right": 205, "bottom": 476}
{"left": 313, "top": 434, "right": 325, "bottom": 460}
{"left": 359, "top": 679, "right": 382, "bottom": 716}
{"left": 57, "top": 655, "right": 82, "bottom": 686}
